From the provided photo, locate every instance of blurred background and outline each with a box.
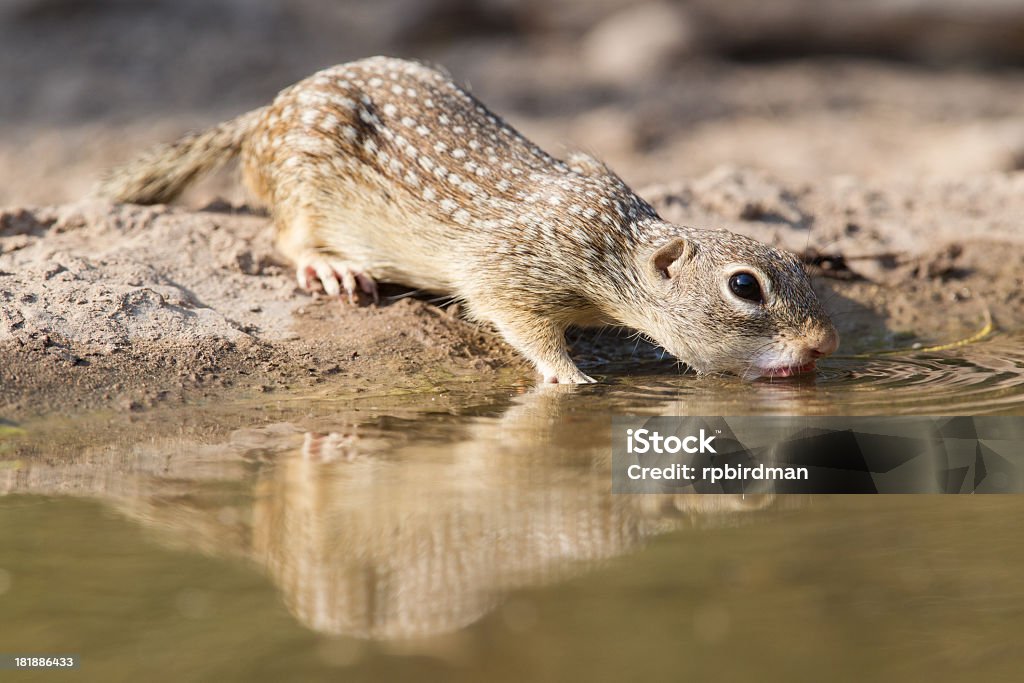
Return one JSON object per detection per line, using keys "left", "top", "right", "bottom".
{"left": 3, "top": 0, "right": 1024, "bottom": 207}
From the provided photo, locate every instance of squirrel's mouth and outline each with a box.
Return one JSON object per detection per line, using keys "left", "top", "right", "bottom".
{"left": 756, "top": 361, "right": 817, "bottom": 378}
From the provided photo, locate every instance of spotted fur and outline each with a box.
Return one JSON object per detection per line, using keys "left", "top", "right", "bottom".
{"left": 97, "top": 56, "right": 838, "bottom": 383}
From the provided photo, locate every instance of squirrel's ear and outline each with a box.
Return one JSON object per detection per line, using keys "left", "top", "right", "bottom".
{"left": 651, "top": 238, "right": 695, "bottom": 279}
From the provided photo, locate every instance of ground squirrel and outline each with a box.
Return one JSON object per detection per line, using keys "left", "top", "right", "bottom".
{"left": 98, "top": 56, "right": 838, "bottom": 383}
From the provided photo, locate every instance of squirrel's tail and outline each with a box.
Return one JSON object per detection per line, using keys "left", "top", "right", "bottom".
{"left": 94, "top": 108, "right": 265, "bottom": 204}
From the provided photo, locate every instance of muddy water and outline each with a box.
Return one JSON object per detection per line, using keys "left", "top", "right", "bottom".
{"left": 2, "top": 334, "right": 1024, "bottom": 682}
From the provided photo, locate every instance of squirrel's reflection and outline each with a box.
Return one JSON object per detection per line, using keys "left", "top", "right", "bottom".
{"left": 248, "top": 387, "right": 776, "bottom": 639}
{"left": 3, "top": 386, "right": 781, "bottom": 640}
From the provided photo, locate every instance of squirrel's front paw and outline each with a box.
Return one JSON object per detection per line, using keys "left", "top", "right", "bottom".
{"left": 541, "top": 368, "right": 597, "bottom": 385}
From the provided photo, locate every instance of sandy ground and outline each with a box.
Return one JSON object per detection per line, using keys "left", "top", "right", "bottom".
{"left": 2, "top": 0, "right": 1024, "bottom": 417}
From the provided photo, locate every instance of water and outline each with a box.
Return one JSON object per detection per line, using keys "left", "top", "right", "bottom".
{"left": 2, "top": 333, "right": 1024, "bottom": 682}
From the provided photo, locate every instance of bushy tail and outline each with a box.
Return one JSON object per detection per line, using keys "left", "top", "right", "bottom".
{"left": 94, "top": 108, "right": 265, "bottom": 204}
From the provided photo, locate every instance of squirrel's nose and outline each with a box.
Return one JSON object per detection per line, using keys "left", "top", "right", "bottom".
{"left": 808, "top": 326, "right": 840, "bottom": 358}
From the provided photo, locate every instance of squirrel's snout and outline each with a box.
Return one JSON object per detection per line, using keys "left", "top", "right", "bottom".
{"left": 807, "top": 326, "right": 840, "bottom": 358}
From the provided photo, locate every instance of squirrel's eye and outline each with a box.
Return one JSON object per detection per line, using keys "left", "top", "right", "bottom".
{"left": 728, "top": 272, "right": 763, "bottom": 303}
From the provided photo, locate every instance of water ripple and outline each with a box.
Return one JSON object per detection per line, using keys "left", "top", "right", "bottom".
{"left": 600, "top": 333, "right": 1024, "bottom": 416}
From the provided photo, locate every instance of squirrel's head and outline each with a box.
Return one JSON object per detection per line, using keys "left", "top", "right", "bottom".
{"left": 635, "top": 227, "right": 839, "bottom": 380}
